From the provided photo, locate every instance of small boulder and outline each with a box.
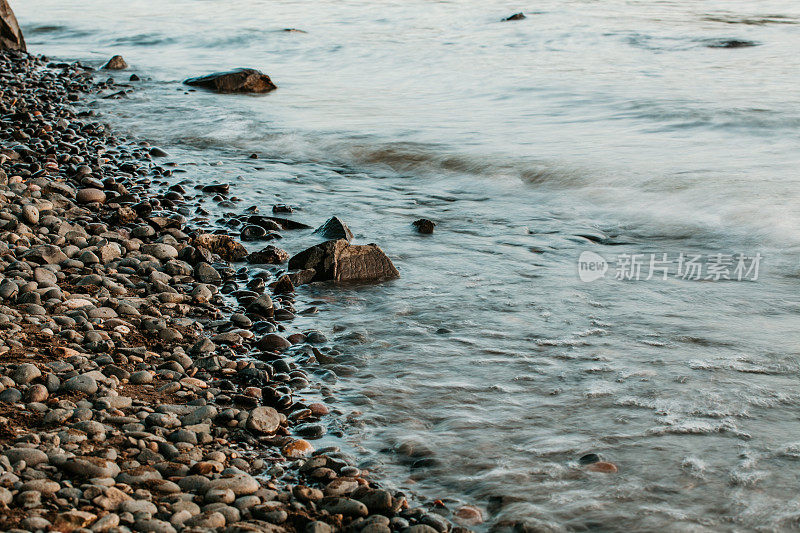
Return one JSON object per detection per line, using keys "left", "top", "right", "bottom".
{"left": 503, "top": 12, "right": 526, "bottom": 21}
{"left": 314, "top": 216, "right": 353, "bottom": 241}
{"left": 194, "top": 232, "right": 248, "bottom": 261}
{"left": 103, "top": 55, "right": 128, "bottom": 70}
{"left": 288, "top": 239, "right": 399, "bottom": 284}
{"left": 248, "top": 245, "right": 289, "bottom": 264}
{"left": 412, "top": 219, "right": 435, "bottom": 234}
{"left": 184, "top": 68, "right": 277, "bottom": 93}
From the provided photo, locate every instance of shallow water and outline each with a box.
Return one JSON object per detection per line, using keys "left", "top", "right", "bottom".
{"left": 16, "top": 0, "right": 800, "bottom": 529}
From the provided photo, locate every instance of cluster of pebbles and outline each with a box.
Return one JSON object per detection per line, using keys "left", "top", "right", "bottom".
{"left": 0, "top": 50, "right": 481, "bottom": 533}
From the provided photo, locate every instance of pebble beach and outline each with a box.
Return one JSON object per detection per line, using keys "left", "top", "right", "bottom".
{"left": 0, "top": 49, "right": 478, "bottom": 533}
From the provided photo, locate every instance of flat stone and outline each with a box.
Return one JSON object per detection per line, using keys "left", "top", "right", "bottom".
{"left": 246, "top": 406, "right": 280, "bottom": 434}
{"left": 3, "top": 447, "right": 48, "bottom": 466}
{"left": 208, "top": 473, "right": 260, "bottom": 496}
{"left": 62, "top": 456, "right": 120, "bottom": 478}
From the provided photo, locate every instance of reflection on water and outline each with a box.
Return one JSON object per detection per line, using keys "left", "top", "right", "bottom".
{"left": 16, "top": 0, "right": 800, "bottom": 529}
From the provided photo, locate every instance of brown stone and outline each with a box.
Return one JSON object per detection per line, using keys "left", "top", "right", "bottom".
{"left": 184, "top": 68, "right": 277, "bottom": 93}
{"left": 271, "top": 274, "right": 295, "bottom": 294}
{"left": 287, "top": 239, "right": 399, "bottom": 284}
{"left": 54, "top": 510, "right": 96, "bottom": 530}
{"left": 0, "top": 0, "right": 25, "bottom": 52}
{"left": 454, "top": 505, "right": 483, "bottom": 526}
{"left": 412, "top": 218, "right": 435, "bottom": 234}
{"left": 193, "top": 232, "right": 248, "bottom": 261}
{"left": 76, "top": 187, "right": 107, "bottom": 204}
{"left": 308, "top": 403, "right": 329, "bottom": 416}
{"left": 282, "top": 439, "right": 314, "bottom": 458}
{"left": 102, "top": 55, "right": 128, "bottom": 70}
{"left": 248, "top": 245, "right": 289, "bottom": 264}
{"left": 586, "top": 461, "right": 618, "bottom": 473}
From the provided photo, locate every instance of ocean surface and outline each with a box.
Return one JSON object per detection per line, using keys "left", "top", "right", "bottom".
{"left": 16, "top": 1, "right": 800, "bottom": 530}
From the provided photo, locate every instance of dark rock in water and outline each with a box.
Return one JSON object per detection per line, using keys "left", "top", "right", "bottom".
{"left": 272, "top": 274, "right": 295, "bottom": 294}
{"left": 130, "top": 73, "right": 140, "bottom": 81}
{"left": 184, "top": 68, "right": 277, "bottom": 93}
{"left": 248, "top": 245, "right": 289, "bottom": 264}
{"left": 579, "top": 453, "right": 600, "bottom": 465}
{"left": 503, "top": 12, "right": 526, "bottom": 21}
{"left": 149, "top": 147, "right": 168, "bottom": 157}
{"left": 287, "top": 268, "right": 316, "bottom": 286}
{"left": 273, "top": 204, "right": 293, "bottom": 213}
{"left": 241, "top": 224, "right": 268, "bottom": 241}
{"left": 0, "top": 0, "right": 26, "bottom": 52}
{"left": 314, "top": 216, "right": 353, "bottom": 241}
{"left": 288, "top": 239, "right": 399, "bottom": 284}
{"left": 102, "top": 55, "right": 128, "bottom": 70}
{"left": 412, "top": 219, "right": 435, "bottom": 234}
{"left": 202, "top": 183, "right": 230, "bottom": 194}
{"left": 256, "top": 333, "right": 292, "bottom": 352}
{"left": 248, "top": 214, "right": 311, "bottom": 230}
{"left": 706, "top": 39, "right": 758, "bottom": 48}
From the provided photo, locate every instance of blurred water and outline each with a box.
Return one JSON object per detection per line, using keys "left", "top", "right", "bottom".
{"left": 15, "top": 0, "right": 800, "bottom": 529}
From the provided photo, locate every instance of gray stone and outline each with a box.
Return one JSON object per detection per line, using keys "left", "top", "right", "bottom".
{"left": 3, "top": 447, "right": 48, "bottom": 466}
{"left": 12, "top": 363, "right": 41, "bottom": 385}
{"left": 62, "top": 374, "right": 98, "bottom": 394}
{"left": 141, "top": 243, "right": 179, "bottom": 261}
{"left": 246, "top": 406, "right": 280, "bottom": 434}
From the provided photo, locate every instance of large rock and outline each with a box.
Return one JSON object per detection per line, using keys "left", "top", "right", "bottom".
{"left": 0, "top": 0, "right": 25, "bottom": 52}
{"left": 184, "top": 68, "right": 277, "bottom": 93}
{"left": 288, "top": 239, "right": 399, "bottom": 284}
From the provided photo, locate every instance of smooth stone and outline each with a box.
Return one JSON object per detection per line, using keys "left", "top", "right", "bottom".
{"left": 77, "top": 188, "right": 107, "bottom": 204}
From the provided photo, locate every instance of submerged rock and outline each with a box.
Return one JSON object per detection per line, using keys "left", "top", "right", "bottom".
{"left": 412, "top": 219, "right": 435, "bottom": 234}
{"left": 184, "top": 68, "right": 277, "bottom": 93}
{"left": 102, "top": 54, "right": 128, "bottom": 70}
{"left": 503, "top": 12, "right": 526, "bottom": 21}
{"left": 0, "top": 0, "right": 25, "bottom": 51}
{"left": 706, "top": 39, "right": 758, "bottom": 48}
{"left": 586, "top": 461, "right": 618, "bottom": 473}
{"left": 314, "top": 216, "right": 353, "bottom": 241}
{"left": 288, "top": 239, "right": 399, "bottom": 284}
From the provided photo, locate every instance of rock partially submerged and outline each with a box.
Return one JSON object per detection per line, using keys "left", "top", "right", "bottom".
{"left": 503, "top": 12, "right": 526, "bottom": 21}
{"left": 102, "top": 54, "right": 127, "bottom": 70}
{"left": 288, "top": 239, "right": 399, "bottom": 284}
{"left": 184, "top": 68, "right": 277, "bottom": 93}
{"left": 412, "top": 218, "right": 435, "bottom": 234}
{"left": 706, "top": 39, "right": 758, "bottom": 49}
{"left": 314, "top": 216, "right": 353, "bottom": 241}
{"left": 0, "top": 0, "right": 24, "bottom": 51}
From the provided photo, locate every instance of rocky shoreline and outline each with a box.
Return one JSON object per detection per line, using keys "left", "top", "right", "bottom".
{"left": 0, "top": 49, "right": 480, "bottom": 533}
